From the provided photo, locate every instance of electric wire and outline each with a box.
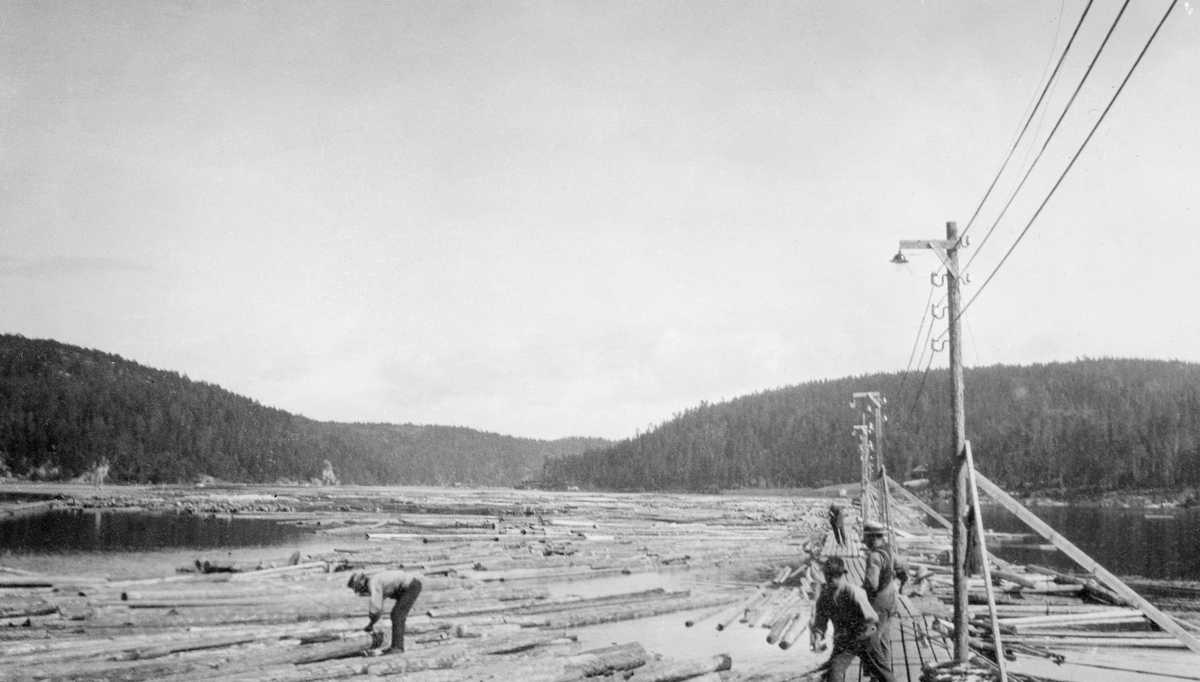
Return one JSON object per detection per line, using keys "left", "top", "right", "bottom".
{"left": 896, "top": 283, "right": 937, "bottom": 399}
{"left": 909, "top": 303, "right": 940, "bottom": 395}
{"left": 965, "top": 314, "right": 981, "bottom": 367}
{"left": 903, "top": 310, "right": 945, "bottom": 420}
{"left": 962, "top": 0, "right": 1179, "bottom": 318}
{"left": 958, "top": 0, "right": 1098, "bottom": 244}
{"left": 895, "top": 0, "right": 1084, "bottom": 411}
{"left": 963, "top": 0, "right": 1132, "bottom": 273}
{"left": 1008, "top": 0, "right": 1071, "bottom": 224}
{"left": 906, "top": 351, "right": 938, "bottom": 422}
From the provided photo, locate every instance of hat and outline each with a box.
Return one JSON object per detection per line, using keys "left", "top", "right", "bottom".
{"left": 822, "top": 556, "right": 847, "bottom": 578}
{"left": 862, "top": 521, "right": 887, "bottom": 537}
{"left": 346, "top": 572, "right": 368, "bottom": 591}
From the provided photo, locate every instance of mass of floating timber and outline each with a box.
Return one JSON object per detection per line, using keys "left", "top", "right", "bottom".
{"left": 2, "top": 475, "right": 1198, "bottom": 682}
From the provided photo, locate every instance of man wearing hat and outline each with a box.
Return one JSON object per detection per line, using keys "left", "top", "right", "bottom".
{"left": 828, "top": 503, "right": 847, "bottom": 546}
{"left": 861, "top": 521, "right": 899, "bottom": 667}
{"left": 347, "top": 569, "right": 424, "bottom": 654}
{"left": 810, "top": 556, "right": 895, "bottom": 682}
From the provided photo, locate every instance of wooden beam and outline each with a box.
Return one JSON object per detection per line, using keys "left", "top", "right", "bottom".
{"left": 965, "top": 443, "right": 1007, "bottom": 681}
{"left": 974, "top": 471, "right": 1200, "bottom": 657}
{"left": 884, "top": 475, "right": 950, "bottom": 530}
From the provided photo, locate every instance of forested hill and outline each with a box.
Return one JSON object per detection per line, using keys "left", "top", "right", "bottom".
{"left": 0, "top": 335, "right": 608, "bottom": 485}
{"left": 543, "top": 359, "right": 1200, "bottom": 494}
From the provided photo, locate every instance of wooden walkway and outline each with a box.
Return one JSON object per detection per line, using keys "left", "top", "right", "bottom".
{"left": 821, "top": 529, "right": 952, "bottom": 682}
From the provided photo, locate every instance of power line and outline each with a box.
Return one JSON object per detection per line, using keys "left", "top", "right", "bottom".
{"left": 896, "top": 283, "right": 937, "bottom": 398}
{"left": 957, "top": 0, "right": 1098, "bottom": 244}
{"left": 1006, "top": 0, "right": 1072, "bottom": 231}
{"left": 902, "top": 302, "right": 947, "bottom": 418}
{"left": 905, "top": 351, "right": 938, "bottom": 422}
{"left": 963, "top": 0, "right": 1132, "bottom": 273}
{"left": 962, "top": 0, "right": 1179, "bottom": 318}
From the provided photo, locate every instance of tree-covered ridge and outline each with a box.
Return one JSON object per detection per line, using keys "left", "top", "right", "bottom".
{"left": 542, "top": 359, "right": 1200, "bottom": 494}
{"left": 0, "top": 334, "right": 608, "bottom": 485}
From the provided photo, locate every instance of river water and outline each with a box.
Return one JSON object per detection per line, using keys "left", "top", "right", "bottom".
{"left": 973, "top": 503, "right": 1200, "bottom": 581}
{"left": 2, "top": 495, "right": 1198, "bottom": 583}
{"left": 0, "top": 508, "right": 311, "bottom": 553}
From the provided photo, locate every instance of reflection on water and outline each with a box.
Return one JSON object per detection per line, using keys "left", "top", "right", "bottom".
{"left": 0, "top": 509, "right": 311, "bottom": 553}
{"left": 0, "top": 491, "right": 58, "bottom": 502}
{"left": 974, "top": 505, "right": 1200, "bottom": 580}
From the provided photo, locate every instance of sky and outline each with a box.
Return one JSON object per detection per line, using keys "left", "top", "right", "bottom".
{"left": 2, "top": 1, "right": 1198, "bottom": 440}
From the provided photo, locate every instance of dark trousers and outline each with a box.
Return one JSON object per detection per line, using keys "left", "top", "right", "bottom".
{"left": 388, "top": 579, "right": 422, "bottom": 652}
{"left": 875, "top": 613, "right": 894, "bottom": 672}
{"left": 820, "top": 630, "right": 896, "bottom": 682}
{"left": 831, "top": 522, "right": 846, "bottom": 546}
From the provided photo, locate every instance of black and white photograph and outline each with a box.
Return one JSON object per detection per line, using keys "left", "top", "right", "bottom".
{"left": 2, "top": 2, "right": 1199, "bottom": 680}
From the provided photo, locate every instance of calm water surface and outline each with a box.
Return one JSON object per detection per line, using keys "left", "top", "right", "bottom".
{"left": 973, "top": 504, "right": 1200, "bottom": 580}
{"left": 0, "top": 509, "right": 311, "bottom": 553}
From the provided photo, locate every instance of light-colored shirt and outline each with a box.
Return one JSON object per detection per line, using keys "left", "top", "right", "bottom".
{"left": 365, "top": 570, "right": 419, "bottom": 617}
{"left": 863, "top": 546, "right": 898, "bottom": 615}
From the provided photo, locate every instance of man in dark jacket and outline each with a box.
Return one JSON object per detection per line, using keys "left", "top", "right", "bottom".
{"left": 348, "top": 569, "right": 424, "bottom": 654}
{"left": 828, "top": 503, "right": 846, "bottom": 546}
{"left": 810, "top": 556, "right": 895, "bottom": 682}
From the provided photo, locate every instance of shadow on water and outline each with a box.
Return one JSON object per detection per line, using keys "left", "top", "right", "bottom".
{"left": 0, "top": 509, "right": 312, "bottom": 554}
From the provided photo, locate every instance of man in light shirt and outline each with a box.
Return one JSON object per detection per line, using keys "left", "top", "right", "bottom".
{"left": 347, "top": 569, "right": 424, "bottom": 654}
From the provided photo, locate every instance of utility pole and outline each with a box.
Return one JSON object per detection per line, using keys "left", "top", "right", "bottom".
{"left": 853, "top": 423, "right": 872, "bottom": 521}
{"left": 852, "top": 391, "right": 885, "bottom": 525}
{"left": 895, "top": 221, "right": 969, "bottom": 662}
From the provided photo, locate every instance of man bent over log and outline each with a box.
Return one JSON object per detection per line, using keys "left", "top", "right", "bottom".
{"left": 348, "top": 569, "right": 424, "bottom": 654}
{"left": 810, "top": 556, "right": 895, "bottom": 682}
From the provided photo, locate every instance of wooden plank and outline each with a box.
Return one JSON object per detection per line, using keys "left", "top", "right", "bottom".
{"left": 886, "top": 475, "right": 951, "bottom": 529}
{"left": 974, "top": 471, "right": 1200, "bottom": 657}
{"left": 964, "top": 443, "right": 1007, "bottom": 682}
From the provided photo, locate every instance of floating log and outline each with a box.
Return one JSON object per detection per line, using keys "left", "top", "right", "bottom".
{"left": 0, "top": 604, "right": 58, "bottom": 619}
{"left": 367, "top": 532, "right": 504, "bottom": 542}
{"left": 758, "top": 588, "right": 801, "bottom": 629}
{"left": 623, "top": 653, "right": 731, "bottom": 682}
{"left": 0, "top": 576, "right": 105, "bottom": 588}
{"left": 684, "top": 603, "right": 732, "bottom": 628}
{"left": 293, "top": 631, "right": 382, "bottom": 664}
{"left": 975, "top": 472, "right": 1200, "bottom": 656}
{"left": 745, "top": 589, "right": 789, "bottom": 627}
{"left": 121, "top": 585, "right": 281, "bottom": 601}
{"left": 1017, "top": 636, "right": 1188, "bottom": 649}
{"left": 766, "top": 610, "right": 800, "bottom": 645}
{"left": 990, "top": 570, "right": 1050, "bottom": 589}
{"left": 777, "top": 611, "right": 811, "bottom": 650}
{"left": 512, "top": 588, "right": 686, "bottom": 616}
{"left": 228, "top": 562, "right": 328, "bottom": 581}
{"left": 543, "top": 592, "right": 737, "bottom": 629}
{"left": 560, "top": 641, "right": 648, "bottom": 678}
{"left": 115, "top": 633, "right": 260, "bottom": 660}
{"left": 465, "top": 565, "right": 631, "bottom": 582}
